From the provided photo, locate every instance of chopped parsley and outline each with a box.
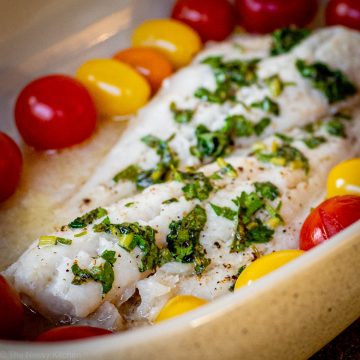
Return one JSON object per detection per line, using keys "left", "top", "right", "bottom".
{"left": 270, "top": 28, "right": 311, "bottom": 56}
{"left": 170, "top": 102, "right": 194, "bottom": 124}
{"left": 174, "top": 170, "right": 214, "bottom": 201}
{"left": 125, "top": 202, "right": 135, "bottom": 208}
{"left": 302, "top": 136, "right": 327, "bottom": 149}
{"left": 296, "top": 60, "right": 357, "bottom": 103}
{"left": 71, "top": 250, "right": 116, "bottom": 294}
{"left": 254, "top": 143, "right": 309, "bottom": 173}
{"left": 113, "top": 134, "right": 179, "bottom": 190}
{"left": 162, "top": 198, "right": 179, "bottom": 205}
{"left": 210, "top": 204, "right": 237, "bottom": 220}
{"left": 325, "top": 118, "right": 346, "bottom": 138}
{"left": 68, "top": 207, "right": 108, "bottom": 229}
{"left": 190, "top": 124, "right": 231, "bottom": 161}
{"left": 191, "top": 116, "right": 271, "bottom": 162}
{"left": 166, "top": 205, "right": 210, "bottom": 275}
{"left": 210, "top": 182, "right": 282, "bottom": 252}
{"left": 254, "top": 181, "right": 279, "bottom": 201}
{"left": 275, "top": 133, "right": 293, "bottom": 143}
{"left": 93, "top": 221, "right": 159, "bottom": 272}
{"left": 195, "top": 56, "right": 259, "bottom": 104}
{"left": 251, "top": 96, "right": 280, "bottom": 116}
{"left": 213, "top": 158, "right": 237, "bottom": 179}
{"left": 231, "top": 192, "right": 275, "bottom": 252}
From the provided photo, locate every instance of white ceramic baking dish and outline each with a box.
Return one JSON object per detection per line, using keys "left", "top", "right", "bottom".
{"left": 0, "top": 1, "right": 359, "bottom": 359}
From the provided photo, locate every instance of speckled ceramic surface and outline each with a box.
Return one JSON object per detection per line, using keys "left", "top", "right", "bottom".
{"left": 0, "top": 1, "right": 359, "bottom": 359}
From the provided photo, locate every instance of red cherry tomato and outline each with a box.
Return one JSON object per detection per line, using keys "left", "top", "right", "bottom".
{"left": 36, "top": 325, "right": 112, "bottom": 342}
{"left": 326, "top": 0, "right": 360, "bottom": 31}
{"left": 0, "top": 132, "right": 22, "bottom": 202}
{"left": 15, "top": 75, "right": 97, "bottom": 150}
{"left": 0, "top": 275, "right": 25, "bottom": 339}
{"left": 171, "top": 0, "right": 236, "bottom": 42}
{"left": 300, "top": 195, "right": 360, "bottom": 251}
{"left": 235, "top": 0, "right": 319, "bottom": 34}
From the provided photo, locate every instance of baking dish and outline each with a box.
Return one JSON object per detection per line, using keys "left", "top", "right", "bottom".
{"left": 0, "top": 0, "right": 359, "bottom": 359}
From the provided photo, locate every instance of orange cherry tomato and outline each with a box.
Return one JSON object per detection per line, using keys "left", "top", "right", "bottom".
{"left": 114, "top": 47, "right": 173, "bottom": 93}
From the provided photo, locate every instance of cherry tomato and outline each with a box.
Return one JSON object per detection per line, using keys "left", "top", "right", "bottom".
{"left": 76, "top": 59, "right": 151, "bottom": 117}
{"left": 235, "top": 0, "right": 319, "bottom": 34}
{"left": 326, "top": 0, "right": 360, "bottom": 31}
{"left": 327, "top": 158, "right": 360, "bottom": 198}
{"left": 0, "top": 275, "right": 25, "bottom": 339}
{"left": 15, "top": 75, "right": 97, "bottom": 150}
{"left": 235, "top": 250, "right": 304, "bottom": 290}
{"left": 36, "top": 325, "right": 112, "bottom": 342}
{"left": 300, "top": 195, "right": 360, "bottom": 251}
{"left": 113, "top": 47, "right": 173, "bottom": 93}
{"left": 156, "top": 295, "right": 208, "bottom": 323}
{"left": 132, "top": 19, "right": 202, "bottom": 69}
{"left": 171, "top": 0, "right": 236, "bottom": 42}
{"left": 0, "top": 133, "right": 23, "bottom": 202}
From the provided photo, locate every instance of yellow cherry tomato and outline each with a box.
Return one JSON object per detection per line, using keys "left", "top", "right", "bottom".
{"left": 132, "top": 19, "right": 202, "bottom": 69}
{"left": 156, "top": 295, "right": 208, "bottom": 323}
{"left": 327, "top": 158, "right": 360, "bottom": 198}
{"left": 76, "top": 59, "right": 151, "bottom": 117}
{"left": 235, "top": 250, "right": 304, "bottom": 290}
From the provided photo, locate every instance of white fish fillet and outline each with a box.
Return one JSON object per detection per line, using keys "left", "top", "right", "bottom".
{"left": 63, "top": 26, "right": 360, "bottom": 216}
{"left": 4, "top": 111, "right": 360, "bottom": 325}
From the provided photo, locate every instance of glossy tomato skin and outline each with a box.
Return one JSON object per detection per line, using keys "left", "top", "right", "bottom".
{"left": 36, "top": 326, "right": 112, "bottom": 342}
{"left": 235, "top": 0, "right": 319, "bottom": 34}
{"left": 300, "top": 195, "right": 360, "bottom": 250}
{"left": 171, "top": 0, "right": 236, "bottom": 42}
{"left": 15, "top": 75, "right": 97, "bottom": 150}
{"left": 0, "top": 132, "right": 22, "bottom": 202}
{"left": 114, "top": 47, "right": 173, "bottom": 93}
{"left": 326, "top": 0, "right": 360, "bottom": 31}
{"left": 0, "top": 275, "right": 25, "bottom": 339}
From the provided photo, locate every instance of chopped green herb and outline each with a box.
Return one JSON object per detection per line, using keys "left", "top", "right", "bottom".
{"left": 162, "top": 198, "right": 179, "bottom": 205}
{"left": 215, "top": 158, "right": 237, "bottom": 179}
{"left": 255, "top": 143, "right": 309, "bottom": 173}
{"left": 113, "top": 135, "right": 179, "bottom": 190}
{"left": 270, "top": 28, "right": 311, "bottom": 56}
{"left": 74, "top": 231, "right": 88, "bottom": 238}
{"left": 254, "top": 182, "right": 280, "bottom": 201}
{"left": 265, "top": 74, "right": 284, "bottom": 97}
{"left": 224, "top": 115, "right": 254, "bottom": 137}
{"left": 275, "top": 133, "right": 293, "bottom": 143}
{"left": 254, "top": 118, "right": 271, "bottom": 136}
{"left": 174, "top": 170, "right": 214, "bottom": 201}
{"left": 71, "top": 249, "right": 117, "bottom": 294}
{"left": 113, "top": 165, "right": 140, "bottom": 183}
{"left": 326, "top": 118, "right": 346, "bottom": 138}
{"left": 93, "top": 222, "right": 159, "bottom": 272}
{"left": 38, "top": 236, "right": 72, "bottom": 247}
{"left": 251, "top": 96, "right": 280, "bottom": 116}
{"left": 166, "top": 205, "right": 210, "bottom": 275}
{"left": 170, "top": 102, "right": 194, "bottom": 124}
{"left": 302, "top": 136, "right": 327, "bottom": 149}
{"left": 210, "top": 203, "right": 237, "bottom": 220}
{"left": 195, "top": 57, "right": 259, "bottom": 104}
{"left": 296, "top": 60, "right": 357, "bottom": 103}
{"left": 68, "top": 208, "right": 108, "bottom": 229}
{"left": 125, "top": 202, "right": 135, "bottom": 208}
{"left": 230, "top": 192, "right": 276, "bottom": 252}
{"left": 191, "top": 124, "right": 231, "bottom": 161}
